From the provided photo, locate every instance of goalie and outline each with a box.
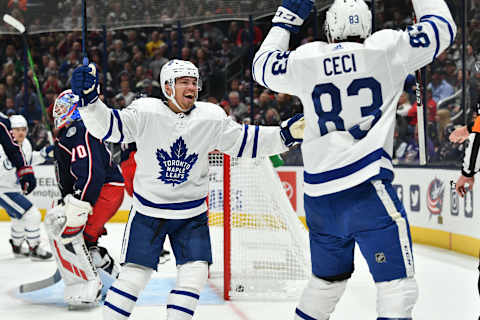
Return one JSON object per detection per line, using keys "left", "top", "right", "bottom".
{"left": 44, "top": 89, "right": 125, "bottom": 307}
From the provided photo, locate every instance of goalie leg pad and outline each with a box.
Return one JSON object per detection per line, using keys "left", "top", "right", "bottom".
{"left": 166, "top": 261, "right": 208, "bottom": 320}
{"left": 294, "top": 275, "right": 347, "bottom": 320}
{"left": 103, "top": 263, "right": 153, "bottom": 319}
{"left": 48, "top": 232, "right": 102, "bottom": 306}
{"left": 376, "top": 277, "right": 418, "bottom": 319}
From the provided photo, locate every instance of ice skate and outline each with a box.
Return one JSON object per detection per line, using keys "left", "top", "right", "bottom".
{"left": 29, "top": 243, "right": 53, "bottom": 261}
{"left": 9, "top": 239, "right": 29, "bottom": 258}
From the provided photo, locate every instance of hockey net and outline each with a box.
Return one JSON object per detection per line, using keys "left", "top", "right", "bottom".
{"left": 208, "top": 152, "right": 310, "bottom": 300}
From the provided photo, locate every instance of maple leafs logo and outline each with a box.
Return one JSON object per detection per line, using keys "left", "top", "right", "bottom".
{"left": 156, "top": 137, "right": 198, "bottom": 186}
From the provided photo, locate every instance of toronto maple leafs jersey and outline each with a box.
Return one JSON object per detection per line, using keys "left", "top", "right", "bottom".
{"left": 0, "top": 137, "right": 45, "bottom": 193}
{"left": 54, "top": 120, "right": 124, "bottom": 205}
{"left": 78, "top": 98, "right": 289, "bottom": 219}
{"left": 253, "top": 0, "right": 456, "bottom": 196}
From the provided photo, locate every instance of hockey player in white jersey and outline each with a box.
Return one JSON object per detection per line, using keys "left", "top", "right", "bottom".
{"left": 253, "top": 0, "right": 456, "bottom": 319}
{"left": 0, "top": 115, "right": 53, "bottom": 260}
{"left": 70, "top": 59, "right": 304, "bottom": 319}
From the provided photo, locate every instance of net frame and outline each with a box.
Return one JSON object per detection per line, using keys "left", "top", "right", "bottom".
{"left": 208, "top": 153, "right": 310, "bottom": 300}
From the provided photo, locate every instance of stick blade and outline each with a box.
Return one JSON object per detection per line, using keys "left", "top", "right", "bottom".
{"left": 19, "top": 269, "right": 61, "bottom": 293}
{"left": 3, "top": 14, "right": 25, "bottom": 34}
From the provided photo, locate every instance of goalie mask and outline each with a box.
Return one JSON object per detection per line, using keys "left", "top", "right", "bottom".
{"left": 160, "top": 59, "right": 202, "bottom": 112}
{"left": 325, "top": 0, "right": 372, "bottom": 43}
{"left": 53, "top": 89, "right": 81, "bottom": 129}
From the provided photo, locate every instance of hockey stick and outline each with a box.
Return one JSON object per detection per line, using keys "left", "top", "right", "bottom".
{"left": 3, "top": 14, "right": 54, "bottom": 144}
{"left": 19, "top": 269, "right": 61, "bottom": 293}
{"left": 82, "top": 0, "right": 89, "bottom": 65}
{"left": 412, "top": 11, "right": 427, "bottom": 165}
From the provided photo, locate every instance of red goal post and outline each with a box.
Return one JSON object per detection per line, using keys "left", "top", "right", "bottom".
{"left": 208, "top": 152, "right": 310, "bottom": 300}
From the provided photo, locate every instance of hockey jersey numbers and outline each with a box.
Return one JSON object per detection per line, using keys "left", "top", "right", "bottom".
{"left": 156, "top": 137, "right": 198, "bottom": 186}
{"left": 272, "top": 51, "right": 291, "bottom": 75}
{"left": 407, "top": 25, "right": 430, "bottom": 48}
{"left": 313, "top": 77, "right": 383, "bottom": 139}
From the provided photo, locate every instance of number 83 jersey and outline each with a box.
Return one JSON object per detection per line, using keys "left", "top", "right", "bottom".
{"left": 253, "top": 3, "right": 455, "bottom": 196}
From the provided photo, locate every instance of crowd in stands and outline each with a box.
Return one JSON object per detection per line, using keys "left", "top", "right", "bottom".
{"left": 0, "top": 0, "right": 478, "bottom": 166}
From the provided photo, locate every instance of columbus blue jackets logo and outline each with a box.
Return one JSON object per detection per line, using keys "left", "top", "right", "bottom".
{"left": 156, "top": 137, "right": 198, "bottom": 186}
{"left": 427, "top": 178, "right": 444, "bottom": 216}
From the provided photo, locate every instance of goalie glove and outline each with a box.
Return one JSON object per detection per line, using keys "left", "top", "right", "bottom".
{"left": 272, "top": 0, "right": 314, "bottom": 33}
{"left": 280, "top": 113, "right": 305, "bottom": 147}
{"left": 71, "top": 63, "right": 100, "bottom": 107}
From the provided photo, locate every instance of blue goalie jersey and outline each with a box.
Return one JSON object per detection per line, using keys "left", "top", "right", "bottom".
{"left": 54, "top": 120, "right": 124, "bottom": 205}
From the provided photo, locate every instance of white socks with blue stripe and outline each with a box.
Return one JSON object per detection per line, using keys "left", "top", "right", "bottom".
{"left": 10, "top": 218, "right": 26, "bottom": 246}
{"left": 23, "top": 207, "right": 41, "bottom": 247}
{"left": 11, "top": 207, "right": 41, "bottom": 247}
{"left": 167, "top": 261, "right": 208, "bottom": 320}
{"left": 103, "top": 263, "right": 152, "bottom": 319}
{"left": 103, "top": 261, "right": 208, "bottom": 319}
{"left": 295, "top": 275, "right": 347, "bottom": 320}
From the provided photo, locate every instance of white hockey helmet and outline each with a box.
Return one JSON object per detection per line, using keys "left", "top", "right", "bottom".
{"left": 53, "top": 89, "right": 81, "bottom": 129}
{"left": 160, "top": 59, "right": 202, "bottom": 112}
{"left": 10, "top": 115, "right": 28, "bottom": 129}
{"left": 325, "top": 0, "right": 372, "bottom": 43}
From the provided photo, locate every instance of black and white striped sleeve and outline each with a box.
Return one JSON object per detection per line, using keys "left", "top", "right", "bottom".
{"left": 462, "top": 133, "right": 480, "bottom": 177}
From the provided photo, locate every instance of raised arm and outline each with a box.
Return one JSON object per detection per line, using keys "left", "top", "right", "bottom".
{"left": 252, "top": 0, "right": 313, "bottom": 94}
{"left": 71, "top": 64, "right": 138, "bottom": 144}
{"left": 381, "top": 0, "right": 457, "bottom": 74}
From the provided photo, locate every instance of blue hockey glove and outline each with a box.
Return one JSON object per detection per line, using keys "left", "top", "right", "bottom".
{"left": 71, "top": 63, "right": 99, "bottom": 107}
{"left": 40, "top": 145, "right": 55, "bottom": 160}
{"left": 280, "top": 113, "right": 305, "bottom": 147}
{"left": 272, "top": 0, "right": 314, "bottom": 33}
{"left": 17, "top": 166, "right": 36, "bottom": 195}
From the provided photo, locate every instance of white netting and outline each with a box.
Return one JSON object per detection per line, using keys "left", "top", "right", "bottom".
{"left": 208, "top": 153, "right": 310, "bottom": 300}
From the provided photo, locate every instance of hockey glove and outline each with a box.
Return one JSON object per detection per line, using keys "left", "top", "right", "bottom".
{"left": 17, "top": 166, "right": 36, "bottom": 195}
{"left": 272, "top": 0, "right": 314, "bottom": 33}
{"left": 280, "top": 113, "right": 305, "bottom": 147}
{"left": 40, "top": 145, "right": 55, "bottom": 160}
{"left": 71, "top": 63, "right": 100, "bottom": 107}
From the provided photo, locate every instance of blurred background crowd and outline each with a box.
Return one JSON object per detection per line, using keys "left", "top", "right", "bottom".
{"left": 0, "top": 0, "right": 478, "bottom": 166}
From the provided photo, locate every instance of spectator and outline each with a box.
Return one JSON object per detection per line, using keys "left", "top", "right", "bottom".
{"left": 5, "top": 75, "right": 17, "bottom": 99}
{"left": 236, "top": 22, "right": 263, "bottom": 48}
{"left": 397, "top": 91, "right": 412, "bottom": 117}
{"left": 115, "top": 80, "right": 135, "bottom": 106}
{"left": 427, "top": 71, "right": 455, "bottom": 103}
{"left": 108, "top": 39, "right": 130, "bottom": 67}
{"left": 228, "top": 91, "right": 248, "bottom": 120}
{"left": 407, "top": 88, "right": 437, "bottom": 126}
{"left": 149, "top": 46, "right": 169, "bottom": 80}
{"left": 145, "top": 31, "right": 165, "bottom": 58}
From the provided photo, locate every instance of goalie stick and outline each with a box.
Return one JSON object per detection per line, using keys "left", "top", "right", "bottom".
{"left": 19, "top": 269, "right": 61, "bottom": 293}
{"left": 3, "top": 14, "right": 53, "bottom": 144}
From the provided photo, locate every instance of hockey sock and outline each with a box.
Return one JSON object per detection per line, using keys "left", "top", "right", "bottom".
{"left": 166, "top": 261, "right": 208, "bottom": 320}
{"left": 295, "top": 275, "right": 347, "bottom": 320}
{"left": 23, "top": 207, "right": 41, "bottom": 247}
{"left": 103, "top": 263, "right": 152, "bottom": 319}
{"left": 10, "top": 218, "right": 26, "bottom": 245}
{"left": 376, "top": 277, "right": 418, "bottom": 319}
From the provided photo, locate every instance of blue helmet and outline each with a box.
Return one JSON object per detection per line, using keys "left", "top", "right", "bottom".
{"left": 53, "top": 89, "right": 81, "bottom": 129}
